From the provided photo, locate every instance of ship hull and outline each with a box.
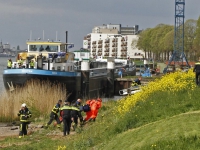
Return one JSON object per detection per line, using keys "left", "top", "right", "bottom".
{"left": 3, "top": 68, "right": 136, "bottom": 99}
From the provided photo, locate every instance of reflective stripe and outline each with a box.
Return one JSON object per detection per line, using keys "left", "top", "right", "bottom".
{"left": 30, "top": 62, "right": 34, "bottom": 66}
{"left": 52, "top": 105, "right": 59, "bottom": 113}
{"left": 7, "top": 61, "right": 12, "bottom": 67}
{"left": 71, "top": 106, "right": 80, "bottom": 111}
{"left": 60, "top": 105, "right": 71, "bottom": 110}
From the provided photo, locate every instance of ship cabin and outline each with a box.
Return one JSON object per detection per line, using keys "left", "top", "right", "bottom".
{"left": 27, "top": 40, "right": 67, "bottom": 58}
{"left": 14, "top": 40, "right": 75, "bottom": 71}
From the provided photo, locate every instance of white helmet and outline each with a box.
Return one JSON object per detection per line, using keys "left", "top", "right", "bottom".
{"left": 21, "top": 103, "right": 26, "bottom": 108}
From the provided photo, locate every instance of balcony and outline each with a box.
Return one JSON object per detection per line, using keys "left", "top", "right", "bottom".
{"left": 98, "top": 49, "right": 102, "bottom": 52}
{"left": 105, "top": 39, "right": 110, "bottom": 43}
{"left": 112, "top": 43, "right": 116, "bottom": 47}
{"left": 104, "top": 53, "right": 109, "bottom": 56}
{"left": 121, "top": 37, "right": 125, "bottom": 41}
{"left": 98, "top": 45, "right": 102, "bottom": 48}
{"left": 104, "top": 49, "right": 109, "bottom": 52}
{"left": 92, "top": 41, "right": 96, "bottom": 44}
{"left": 98, "top": 53, "right": 102, "bottom": 56}
{"left": 98, "top": 40, "right": 103, "bottom": 44}
{"left": 104, "top": 44, "right": 109, "bottom": 48}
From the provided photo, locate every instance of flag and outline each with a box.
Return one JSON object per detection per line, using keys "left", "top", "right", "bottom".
{"left": 68, "top": 44, "right": 74, "bottom": 49}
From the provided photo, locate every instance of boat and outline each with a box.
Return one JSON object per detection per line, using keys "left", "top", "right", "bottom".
{"left": 119, "top": 86, "right": 141, "bottom": 96}
{"left": 3, "top": 34, "right": 136, "bottom": 100}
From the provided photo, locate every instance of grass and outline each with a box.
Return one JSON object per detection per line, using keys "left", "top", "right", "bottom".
{"left": 1, "top": 70, "right": 200, "bottom": 149}
{"left": 0, "top": 79, "right": 67, "bottom": 122}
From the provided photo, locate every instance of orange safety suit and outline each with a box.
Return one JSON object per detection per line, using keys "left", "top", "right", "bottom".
{"left": 90, "top": 98, "right": 102, "bottom": 119}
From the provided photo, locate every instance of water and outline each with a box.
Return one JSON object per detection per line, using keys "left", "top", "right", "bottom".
{"left": 0, "top": 57, "right": 8, "bottom": 92}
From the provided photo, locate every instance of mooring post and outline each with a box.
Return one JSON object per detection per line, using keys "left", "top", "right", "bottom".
{"left": 107, "top": 58, "right": 115, "bottom": 98}
{"left": 81, "top": 61, "right": 90, "bottom": 99}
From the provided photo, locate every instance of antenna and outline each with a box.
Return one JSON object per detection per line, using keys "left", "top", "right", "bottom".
{"left": 30, "top": 30, "right": 32, "bottom": 41}
{"left": 43, "top": 30, "right": 44, "bottom": 40}
{"left": 56, "top": 31, "right": 58, "bottom": 41}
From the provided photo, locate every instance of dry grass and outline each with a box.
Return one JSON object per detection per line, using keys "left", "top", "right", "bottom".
{"left": 0, "top": 79, "right": 67, "bottom": 122}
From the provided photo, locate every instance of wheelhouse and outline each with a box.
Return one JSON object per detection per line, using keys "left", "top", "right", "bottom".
{"left": 27, "top": 41, "right": 67, "bottom": 53}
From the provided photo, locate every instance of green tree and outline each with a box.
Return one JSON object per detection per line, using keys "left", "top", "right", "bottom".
{"left": 184, "top": 19, "right": 197, "bottom": 61}
{"left": 193, "top": 16, "right": 200, "bottom": 60}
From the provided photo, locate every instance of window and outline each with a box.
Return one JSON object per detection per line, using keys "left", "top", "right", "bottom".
{"left": 29, "top": 45, "right": 58, "bottom": 52}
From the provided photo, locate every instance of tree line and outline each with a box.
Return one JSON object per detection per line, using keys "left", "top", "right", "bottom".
{"left": 135, "top": 16, "right": 200, "bottom": 61}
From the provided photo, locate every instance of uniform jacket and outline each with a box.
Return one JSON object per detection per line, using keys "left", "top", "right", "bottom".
{"left": 17, "top": 107, "right": 32, "bottom": 122}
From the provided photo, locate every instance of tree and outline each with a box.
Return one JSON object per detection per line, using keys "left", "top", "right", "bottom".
{"left": 184, "top": 19, "right": 197, "bottom": 61}
{"left": 193, "top": 16, "right": 200, "bottom": 60}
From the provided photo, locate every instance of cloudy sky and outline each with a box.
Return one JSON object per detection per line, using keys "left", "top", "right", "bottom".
{"left": 0, "top": 0, "right": 199, "bottom": 50}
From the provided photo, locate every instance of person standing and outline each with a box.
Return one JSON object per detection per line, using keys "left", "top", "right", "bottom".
{"left": 29, "top": 60, "right": 34, "bottom": 69}
{"left": 7, "top": 58, "right": 12, "bottom": 69}
{"left": 17, "top": 56, "right": 23, "bottom": 68}
{"left": 60, "top": 101, "right": 72, "bottom": 136}
{"left": 45, "top": 100, "right": 62, "bottom": 128}
{"left": 193, "top": 58, "right": 200, "bottom": 85}
{"left": 18, "top": 103, "right": 32, "bottom": 138}
{"left": 71, "top": 99, "right": 83, "bottom": 130}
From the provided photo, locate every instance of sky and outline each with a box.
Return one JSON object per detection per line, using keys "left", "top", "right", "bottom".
{"left": 0, "top": 0, "right": 200, "bottom": 51}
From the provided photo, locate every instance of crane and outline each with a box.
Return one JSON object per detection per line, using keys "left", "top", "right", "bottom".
{"left": 163, "top": 0, "right": 190, "bottom": 73}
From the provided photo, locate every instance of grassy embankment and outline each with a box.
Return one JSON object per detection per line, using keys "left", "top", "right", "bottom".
{"left": 1, "top": 70, "right": 200, "bottom": 150}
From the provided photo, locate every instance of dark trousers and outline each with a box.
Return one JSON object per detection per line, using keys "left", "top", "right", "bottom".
{"left": 63, "top": 117, "right": 71, "bottom": 135}
{"left": 195, "top": 72, "right": 200, "bottom": 85}
{"left": 19, "top": 122, "right": 28, "bottom": 136}
{"left": 72, "top": 116, "right": 78, "bottom": 125}
{"left": 47, "top": 112, "right": 61, "bottom": 125}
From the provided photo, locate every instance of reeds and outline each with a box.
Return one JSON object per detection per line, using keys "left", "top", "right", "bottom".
{"left": 0, "top": 79, "right": 67, "bottom": 122}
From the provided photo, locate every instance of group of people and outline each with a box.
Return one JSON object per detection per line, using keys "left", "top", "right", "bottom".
{"left": 44, "top": 98, "right": 102, "bottom": 136}
{"left": 17, "top": 98, "right": 102, "bottom": 138}
{"left": 7, "top": 57, "right": 35, "bottom": 69}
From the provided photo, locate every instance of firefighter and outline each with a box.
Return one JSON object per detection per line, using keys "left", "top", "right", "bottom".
{"left": 193, "top": 58, "right": 200, "bottom": 85}
{"left": 17, "top": 56, "right": 24, "bottom": 68}
{"left": 7, "top": 58, "right": 12, "bottom": 69}
{"left": 71, "top": 99, "right": 83, "bottom": 130}
{"left": 60, "top": 100, "right": 72, "bottom": 136}
{"left": 45, "top": 100, "right": 62, "bottom": 128}
{"left": 18, "top": 103, "right": 32, "bottom": 138}
{"left": 132, "top": 76, "right": 142, "bottom": 86}
{"left": 29, "top": 60, "right": 34, "bottom": 69}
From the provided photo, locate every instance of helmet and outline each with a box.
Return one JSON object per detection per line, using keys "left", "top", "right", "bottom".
{"left": 21, "top": 103, "right": 26, "bottom": 108}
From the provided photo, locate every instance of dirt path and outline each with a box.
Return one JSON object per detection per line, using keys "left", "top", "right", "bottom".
{"left": 0, "top": 122, "right": 77, "bottom": 141}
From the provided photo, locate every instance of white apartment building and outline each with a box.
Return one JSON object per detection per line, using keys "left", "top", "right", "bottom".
{"left": 83, "top": 24, "right": 145, "bottom": 59}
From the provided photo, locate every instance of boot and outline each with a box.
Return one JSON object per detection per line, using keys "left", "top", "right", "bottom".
{"left": 72, "top": 122, "right": 76, "bottom": 131}
{"left": 44, "top": 124, "right": 48, "bottom": 129}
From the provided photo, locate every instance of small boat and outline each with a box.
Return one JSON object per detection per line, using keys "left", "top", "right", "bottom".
{"left": 3, "top": 32, "right": 136, "bottom": 99}
{"left": 119, "top": 86, "right": 141, "bottom": 96}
